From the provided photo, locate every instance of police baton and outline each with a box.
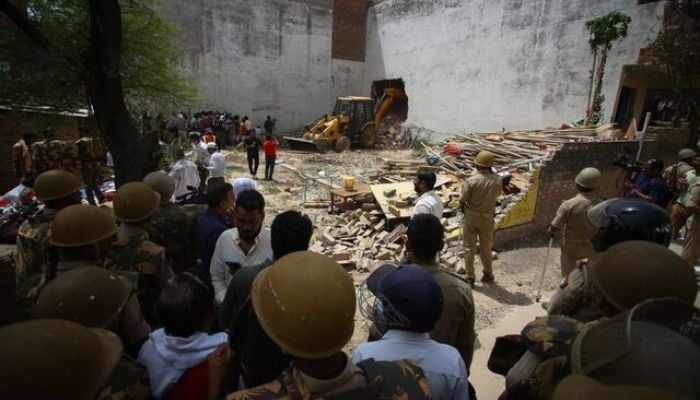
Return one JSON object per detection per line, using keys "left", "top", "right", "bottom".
{"left": 535, "top": 237, "right": 554, "bottom": 302}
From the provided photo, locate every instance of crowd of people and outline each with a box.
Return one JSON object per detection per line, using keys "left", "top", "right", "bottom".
{"left": 2, "top": 144, "right": 699, "bottom": 400}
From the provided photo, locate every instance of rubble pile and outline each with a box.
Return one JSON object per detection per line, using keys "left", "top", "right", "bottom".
{"left": 376, "top": 125, "right": 412, "bottom": 148}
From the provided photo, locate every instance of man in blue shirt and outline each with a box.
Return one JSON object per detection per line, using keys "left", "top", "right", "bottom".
{"left": 195, "top": 182, "right": 234, "bottom": 271}
{"left": 624, "top": 158, "right": 670, "bottom": 208}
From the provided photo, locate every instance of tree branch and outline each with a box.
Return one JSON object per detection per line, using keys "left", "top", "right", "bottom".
{"left": 0, "top": 0, "right": 50, "bottom": 50}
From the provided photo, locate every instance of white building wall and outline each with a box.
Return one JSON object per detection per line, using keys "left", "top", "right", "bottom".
{"left": 363, "top": 0, "right": 665, "bottom": 136}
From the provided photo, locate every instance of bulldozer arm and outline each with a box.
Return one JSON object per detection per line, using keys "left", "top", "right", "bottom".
{"left": 374, "top": 87, "right": 407, "bottom": 128}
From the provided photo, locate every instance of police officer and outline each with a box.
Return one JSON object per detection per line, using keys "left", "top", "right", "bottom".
{"left": 549, "top": 167, "right": 603, "bottom": 278}
{"left": 224, "top": 251, "right": 432, "bottom": 399}
{"left": 460, "top": 150, "right": 502, "bottom": 285}
{"left": 15, "top": 169, "right": 83, "bottom": 288}
{"left": 104, "top": 182, "right": 173, "bottom": 324}
{"left": 0, "top": 319, "right": 123, "bottom": 400}
{"left": 143, "top": 171, "right": 198, "bottom": 272}
{"left": 665, "top": 148, "right": 697, "bottom": 237}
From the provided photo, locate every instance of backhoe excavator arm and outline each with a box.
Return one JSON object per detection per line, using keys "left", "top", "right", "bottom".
{"left": 374, "top": 87, "right": 407, "bottom": 127}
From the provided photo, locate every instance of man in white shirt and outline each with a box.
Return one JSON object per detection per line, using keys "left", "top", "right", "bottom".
{"left": 210, "top": 189, "right": 273, "bottom": 304}
{"left": 206, "top": 142, "right": 226, "bottom": 187}
{"left": 412, "top": 170, "right": 443, "bottom": 219}
{"left": 354, "top": 264, "right": 470, "bottom": 400}
{"left": 169, "top": 148, "right": 201, "bottom": 201}
{"left": 189, "top": 132, "right": 210, "bottom": 165}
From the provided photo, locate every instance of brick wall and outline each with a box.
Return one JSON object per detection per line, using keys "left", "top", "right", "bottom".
{"left": 331, "top": 0, "right": 368, "bottom": 61}
{"left": 0, "top": 109, "right": 89, "bottom": 193}
{"left": 494, "top": 128, "right": 691, "bottom": 246}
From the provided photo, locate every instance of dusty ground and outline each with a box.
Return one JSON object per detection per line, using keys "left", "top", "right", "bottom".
{"left": 222, "top": 145, "right": 565, "bottom": 396}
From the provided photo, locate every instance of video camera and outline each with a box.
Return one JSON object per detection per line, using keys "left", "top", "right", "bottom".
{"left": 612, "top": 152, "right": 643, "bottom": 173}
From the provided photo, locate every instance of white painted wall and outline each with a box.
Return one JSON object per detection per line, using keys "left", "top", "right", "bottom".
{"left": 164, "top": 0, "right": 365, "bottom": 133}
{"left": 363, "top": 0, "right": 665, "bottom": 136}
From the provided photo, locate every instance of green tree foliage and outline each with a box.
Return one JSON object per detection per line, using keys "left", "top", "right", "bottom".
{"left": 584, "top": 11, "right": 631, "bottom": 126}
{"left": 0, "top": 0, "right": 197, "bottom": 114}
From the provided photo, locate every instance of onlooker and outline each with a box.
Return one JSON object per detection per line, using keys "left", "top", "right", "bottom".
{"left": 412, "top": 169, "right": 443, "bottom": 219}
{"left": 263, "top": 115, "right": 275, "bottom": 135}
{"left": 223, "top": 252, "right": 431, "bottom": 400}
{"left": 196, "top": 183, "right": 234, "bottom": 272}
{"left": 104, "top": 182, "right": 174, "bottom": 324}
{"left": 0, "top": 319, "right": 124, "bottom": 400}
{"left": 624, "top": 158, "right": 671, "bottom": 208}
{"left": 138, "top": 271, "right": 228, "bottom": 400}
{"left": 206, "top": 143, "right": 226, "bottom": 187}
{"left": 243, "top": 115, "right": 252, "bottom": 134}
{"left": 189, "top": 132, "right": 210, "bottom": 188}
{"left": 460, "top": 150, "right": 502, "bottom": 285}
{"left": 210, "top": 190, "right": 272, "bottom": 304}
{"left": 15, "top": 170, "right": 83, "bottom": 288}
{"left": 203, "top": 128, "right": 216, "bottom": 144}
{"left": 244, "top": 132, "right": 261, "bottom": 178}
{"left": 169, "top": 148, "right": 201, "bottom": 201}
{"left": 12, "top": 132, "right": 35, "bottom": 181}
{"left": 405, "top": 214, "right": 477, "bottom": 372}
{"left": 681, "top": 155, "right": 700, "bottom": 264}
{"left": 664, "top": 149, "right": 697, "bottom": 235}
{"left": 232, "top": 177, "right": 257, "bottom": 200}
{"left": 355, "top": 264, "right": 469, "bottom": 400}
{"left": 548, "top": 167, "right": 603, "bottom": 278}
{"left": 262, "top": 134, "right": 279, "bottom": 181}
{"left": 78, "top": 133, "right": 106, "bottom": 205}
{"left": 219, "top": 211, "right": 313, "bottom": 389}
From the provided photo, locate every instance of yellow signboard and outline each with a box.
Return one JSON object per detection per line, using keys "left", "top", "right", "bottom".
{"left": 496, "top": 168, "right": 541, "bottom": 230}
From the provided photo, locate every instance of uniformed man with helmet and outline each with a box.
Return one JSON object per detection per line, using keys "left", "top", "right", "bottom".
{"left": 104, "top": 182, "right": 173, "bottom": 324}
{"left": 15, "top": 169, "right": 83, "bottom": 288}
{"left": 460, "top": 150, "right": 502, "bottom": 285}
{"left": 664, "top": 148, "right": 697, "bottom": 237}
{"left": 223, "top": 251, "right": 432, "bottom": 399}
{"left": 0, "top": 319, "right": 123, "bottom": 400}
{"left": 143, "top": 171, "right": 198, "bottom": 272}
{"left": 501, "top": 243, "right": 696, "bottom": 400}
{"left": 35, "top": 267, "right": 151, "bottom": 399}
{"left": 549, "top": 167, "right": 604, "bottom": 278}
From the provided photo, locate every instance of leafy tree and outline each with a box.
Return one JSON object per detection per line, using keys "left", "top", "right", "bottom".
{"left": 643, "top": 1, "right": 700, "bottom": 146}
{"left": 0, "top": 0, "right": 197, "bottom": 184}
{"left": 584, "top": 11, "right": 631, "bottom": 127}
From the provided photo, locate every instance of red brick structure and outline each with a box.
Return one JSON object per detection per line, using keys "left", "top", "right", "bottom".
{"left": 332, "top": 0, "right": 369, "bottom": 61}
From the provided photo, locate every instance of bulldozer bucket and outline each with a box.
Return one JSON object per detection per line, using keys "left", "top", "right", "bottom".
{"left": 284, "top": 136, "right": 325, "bottom": 152}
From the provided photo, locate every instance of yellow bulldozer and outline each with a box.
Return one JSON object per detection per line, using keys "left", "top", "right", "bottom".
{"left": 285, "top": 87, "right": 407, "bottom": 153}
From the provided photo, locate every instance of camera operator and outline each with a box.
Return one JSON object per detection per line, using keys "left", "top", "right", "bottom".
{"left": 623, "top": 158, "right": 671, "bottom": 208}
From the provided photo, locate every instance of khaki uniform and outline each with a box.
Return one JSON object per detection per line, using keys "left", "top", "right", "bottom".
{"left": 681, "top": 184, "right": 700, "bottom": 265}
{"left": 422, "top": 263, "right": 476, "bottom": 370}
{"left": 104, "top": 224, "right": 173, "bottom": 324}
{"left": 31, "top": 139, "right": 81, "bottom": 174}
{"left": 20, "top": 260, "right": 151, "bottom": 347}
{"left": 97, "top": 356, "right": 151, "bottom": 400}
{"left": 145, "top": 202, "right": 200, "bottom": 272}
{"left": 550, "top": 192, "right": 602, "bottom": 277}
{"left": 460, "top": 169, "right": 501, "bottom": 279}
{"left": 227, "top": 357, "right": 431, "bottom": 400}
{"left": 14, "top": 208, "right": 57, "bottom": 289}
{"left": 546, "top": 262, "right": 607, "bottom": 323}
{"left": 665, "top": 162, "right": 696, "bottom": 235}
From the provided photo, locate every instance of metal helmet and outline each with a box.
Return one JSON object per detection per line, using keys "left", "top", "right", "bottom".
{"left": 571, "top": 298, "right": 700, "bottom": 399}
{"left": 555, "top": 374, "right": 693, "bottom": 400}
{"left": 575, "top": 167, "right": 602, "bottom": 190}
{"left": 33, "top": 169, "right": 84, "bottom": 201}
{"left": 49, "top": 204, "right": 118, "bottom": 247}
{"left": 474, "top": 150, "right": 495, "bottom": 168}
{"left": 588, "top": 241, "right": 697, "bottom": 313}
{"left": 112, "top": 182, "right": 161, "bottom": 223}
{"left": 252, "top": 251, "right": 356, "bottom": 359}
{"left": 360, "top": 264, "right": 443, "bottom": 333}
{"left": 588, "top": 198, "right": 671, "bottom": 252}
{"left": 0, "top": 319, "right": 122, "bottom": 400}
{"left": 677, "top": 148, "right": 697, "bottom": 161}
{"left": 142, "top": 171, "right": 175, "bottom": 202}
{"left": 35, "top": 266, "right": 131, "bottom": 329}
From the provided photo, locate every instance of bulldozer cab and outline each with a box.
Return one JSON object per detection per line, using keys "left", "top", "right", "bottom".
{"left": 334, "top": 97, "right": 375, "bottom": 135}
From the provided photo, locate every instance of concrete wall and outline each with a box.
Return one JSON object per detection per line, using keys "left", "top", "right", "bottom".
{"left": 164, "top": 0, "right": 366, "bottom": 132}
{"left": 363, "top": 0, "right": 665, "bottom": 137}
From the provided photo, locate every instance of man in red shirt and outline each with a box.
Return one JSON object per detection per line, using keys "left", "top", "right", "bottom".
{"left": 262, "top": 135, "right": 279, "bottom": 181}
